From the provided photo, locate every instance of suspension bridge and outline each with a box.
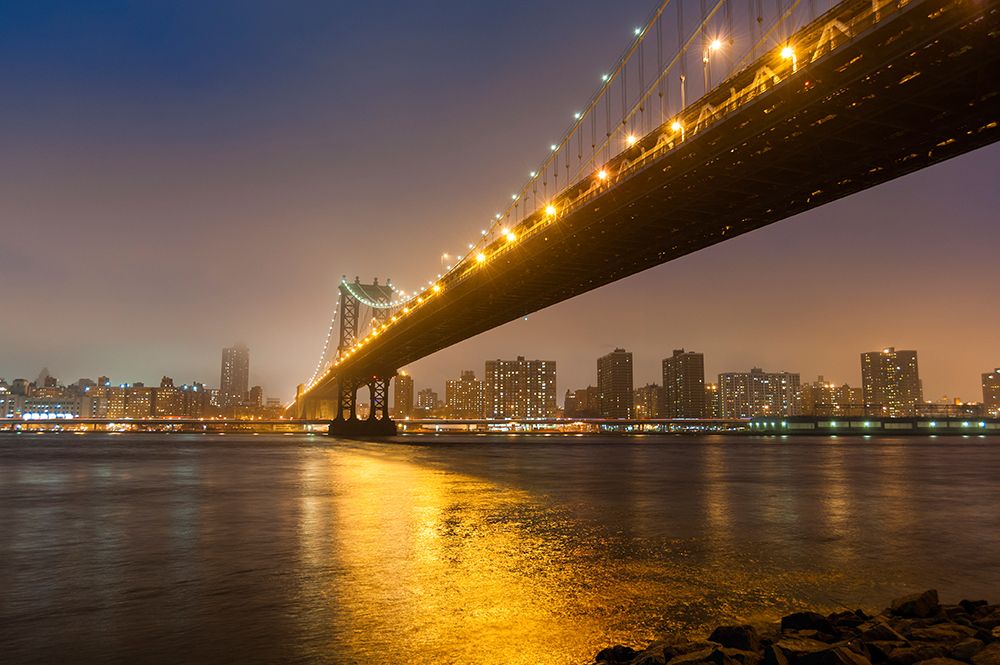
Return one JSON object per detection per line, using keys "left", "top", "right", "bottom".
{"left": 292, "top": 0, "right": 1000, "bottom": 434}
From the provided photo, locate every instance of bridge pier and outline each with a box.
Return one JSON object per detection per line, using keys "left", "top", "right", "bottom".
{"left": 328, "top": 372, "right": 397, "bottom": 437}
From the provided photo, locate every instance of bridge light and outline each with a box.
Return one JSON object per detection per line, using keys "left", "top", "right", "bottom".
{"left": 671, "top": 121, "right": 683, "bottom": 132}
{"left": 781, "top": 45, "right": 798, "bottom": 72}
{"left": 545, "top": 204, "right": 557, "bottom": 216}
{"left": 634, "top": 27, "right": 642, "bottom": 36}
{"left": 495, "top": 213, "right": 502, "bottom": 220}
{"left": 550, "top": 144, "right": 558, "bottom": 151}
{"left": 529, "top": 170, "right": 537, "bottom": 178}
{"left": 601, "top": 74, "right": 609, "bottom": 82}
{"left": 476, "top": 253, "right": 486, "bottom": 263}
{"left": 432, "top": 284, "right": 441, "bottom": 293}
{"left": 574, "top": 112, "right": 582, "bottom": 120}
{"left": 709, "top": 39, "right": 723, "bottom": 52}
{"left": 511, "top": 193, "right": 518, "bottom": 200}
{"left": 505, "top": 231, "right": 517, "bottom": 242}
{"left": 597, "top": 169, "right": 608, "bottom": 181}
{"left": 626, "top": 134, "right": 638, "bottom": 146}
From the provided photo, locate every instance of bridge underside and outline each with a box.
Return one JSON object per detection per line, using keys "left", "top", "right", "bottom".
{"left": 303, "top": 0, "right": 1000, "bottom": 421}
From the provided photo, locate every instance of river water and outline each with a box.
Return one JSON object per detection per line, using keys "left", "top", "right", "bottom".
{"left": 1, "top": 433, "right": 998, "bottom": 664}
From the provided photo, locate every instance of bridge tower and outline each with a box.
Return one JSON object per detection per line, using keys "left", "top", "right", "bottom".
{"left": 329, "top": 277, "right": 398, "bottom": 437}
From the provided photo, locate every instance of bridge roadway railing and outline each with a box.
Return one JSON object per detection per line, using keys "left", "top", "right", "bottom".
{"left": 456, "top": 0, "right": 897, "bottom": 281}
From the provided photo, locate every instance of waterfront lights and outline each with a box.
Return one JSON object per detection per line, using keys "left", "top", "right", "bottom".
{"left": 626, "top": 134, "right": 638, "bottom": 146}
{"left": 545, "top": 204, "right": 557, "bottom": 216}
{"left": 476, "top": 253, "right": 486, "bottom": 263}
{"left": 597, "top": 169, "right": 608, "bottom": 181}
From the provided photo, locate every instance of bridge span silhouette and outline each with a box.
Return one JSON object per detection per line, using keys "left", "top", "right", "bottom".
{"left": 293, "top": 0, "right": 1000, "bottom": 434}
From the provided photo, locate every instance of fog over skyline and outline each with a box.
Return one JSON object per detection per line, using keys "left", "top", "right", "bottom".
{"left": 1, "top": 1, "right": 997, "bottom": 403}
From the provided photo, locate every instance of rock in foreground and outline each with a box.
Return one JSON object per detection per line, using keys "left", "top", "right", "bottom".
{"left": 594, "top": 591, "right": 1000, "bottom": 665}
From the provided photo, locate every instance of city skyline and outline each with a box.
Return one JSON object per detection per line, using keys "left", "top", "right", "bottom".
{"left": 0, "top": 2, "right": 997, "bottom": 402}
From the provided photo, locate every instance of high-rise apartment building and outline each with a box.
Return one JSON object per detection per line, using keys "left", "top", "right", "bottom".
{"left": 799, "top": 376, "right": 864, "bottom": 416}
{"left": 662, "top": 349, "right": 706, "bottom": 418}
{"left": 416, "top": 388, "right": 439, "bottom": 412}
{"left": 983, "top": 369, "right": 1000, "bottom": 417}
{"left": 597, "top": 348, "right": 633, "bottom": 418}
{"left": 564, "top": 386, "right": 600, "bottom": 417}
{"left": 220, "top": 344, "right": 250, "bottom": 407}
{"left": 633, "top": 383, "right": 664, "bottom": 419}
{"left": 704, "top": 383, "right": 719, "bottom": 418}
{"left": 718, "top": 367, "right": 801, "bottom": 418}
{"left": 445, "top": 370, "right": 484, "bottom": 418}
{"left": 861, "top": 347, "right": 922, "bottom": 417}
{"left": 484, "top": 356, "right": 556, "bottom": 419}
{"left": 393, "top": 371, "right": 414, "bottom": 418}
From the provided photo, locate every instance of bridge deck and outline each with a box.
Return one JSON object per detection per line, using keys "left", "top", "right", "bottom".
{"left": 304, "top": 0, "right": 1000, "bottom": 405}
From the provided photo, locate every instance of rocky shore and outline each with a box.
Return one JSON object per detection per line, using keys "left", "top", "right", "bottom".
{"left": 594, "top": 590, "right": 1000, "bottom": 665}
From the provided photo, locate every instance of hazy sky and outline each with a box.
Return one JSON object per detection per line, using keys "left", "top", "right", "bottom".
{"left": 1, "top": 1, "right": 997, "bottom": 403}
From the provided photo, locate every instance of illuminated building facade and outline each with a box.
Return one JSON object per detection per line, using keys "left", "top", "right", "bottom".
{"left": 484, "top": 356, "right": 556, "bottom": 419}
{"left": 393, "top": 372, "right": 414, "bottom": 418}
{"left": 220, "top": 344, "right": 250, "bottom": 407}
{"left": 719, "top": 367, "right": 801, "bottom": 418}
{"left": 597, "top": 348, "right": 633, "bottom": 419}
{"left": 983, "top": 369, "right": 1000, "bottom": 417}
{"left": 662, "top": 349, "right": 706, "bottom": 418}
{"left": 704, "top": 383, "right": 719, "bottom": 418}
{"left": 633, "top": 383, "right": 664, "bottom": 419}
{"left": 445, "top": 370, "right": 484, "bottom": 418}
{"left": 861, "top": 347, "right": 922, "bottom": 417}
{"left": 798, "top": 376, "right": 864, "bottom": 416}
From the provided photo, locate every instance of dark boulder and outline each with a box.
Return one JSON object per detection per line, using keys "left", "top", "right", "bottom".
{"left": 971, "top": 643, "right": 1000, "bottom": 665}
{"left": 783, "top": 613, "right": 838, "bottom": 635}
{"left": 763, "top": 644, "right": 791, "bottom": 665}
{"left": 960, "top": 602, "right": 989, "bottom": 615}
{"left": 596, "top": 644, "right": 639, "bottom": 664}
{"left": 912, "top": 659, "right": 970, "bottom": 665}
{"left": 892, "top": 591, "right": 941, "bottom": 619}
{"left": 908, "top": 625, "right": 977, "bottom": 643}
{"left": 888, "top": 646, "right": 949, "bottom": 665}
{"left": 950, "top": 638, "right": 984, "bottom": 663}
{"left": 862, "top": 623, "right": 909, "bottom": 643}
{"left": 797, "top": 646, "right": 873, "bottom": 665}
{"left": 867, "top": 641, "right": 910, "bottom": 663}
{"left": 710, "top": 626, "right": 762, "bottom": 652}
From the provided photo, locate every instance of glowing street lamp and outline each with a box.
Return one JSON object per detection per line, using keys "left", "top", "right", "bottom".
{"left": 597, "top": 169, "right": 608, "bottom": 181}
{"left": 545, "top": 204, "right": 557, "bottom": 217}
{"left": 626, "top": 134, "right": 638, "bottom": 147}
{"left": 671, "top": 120, "right": 685, "bottom": 141}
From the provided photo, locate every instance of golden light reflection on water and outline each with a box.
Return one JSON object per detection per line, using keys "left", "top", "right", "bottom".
{"left": 298, "top": 444, "right": 608, "bottom": 664}
{"left": 291, "top": 441, "right": 899, "bottom": 665}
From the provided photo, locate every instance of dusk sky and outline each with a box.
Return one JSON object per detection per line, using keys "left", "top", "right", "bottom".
{"left": 1, "top": 0, "right": 998, "bottom": 403}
